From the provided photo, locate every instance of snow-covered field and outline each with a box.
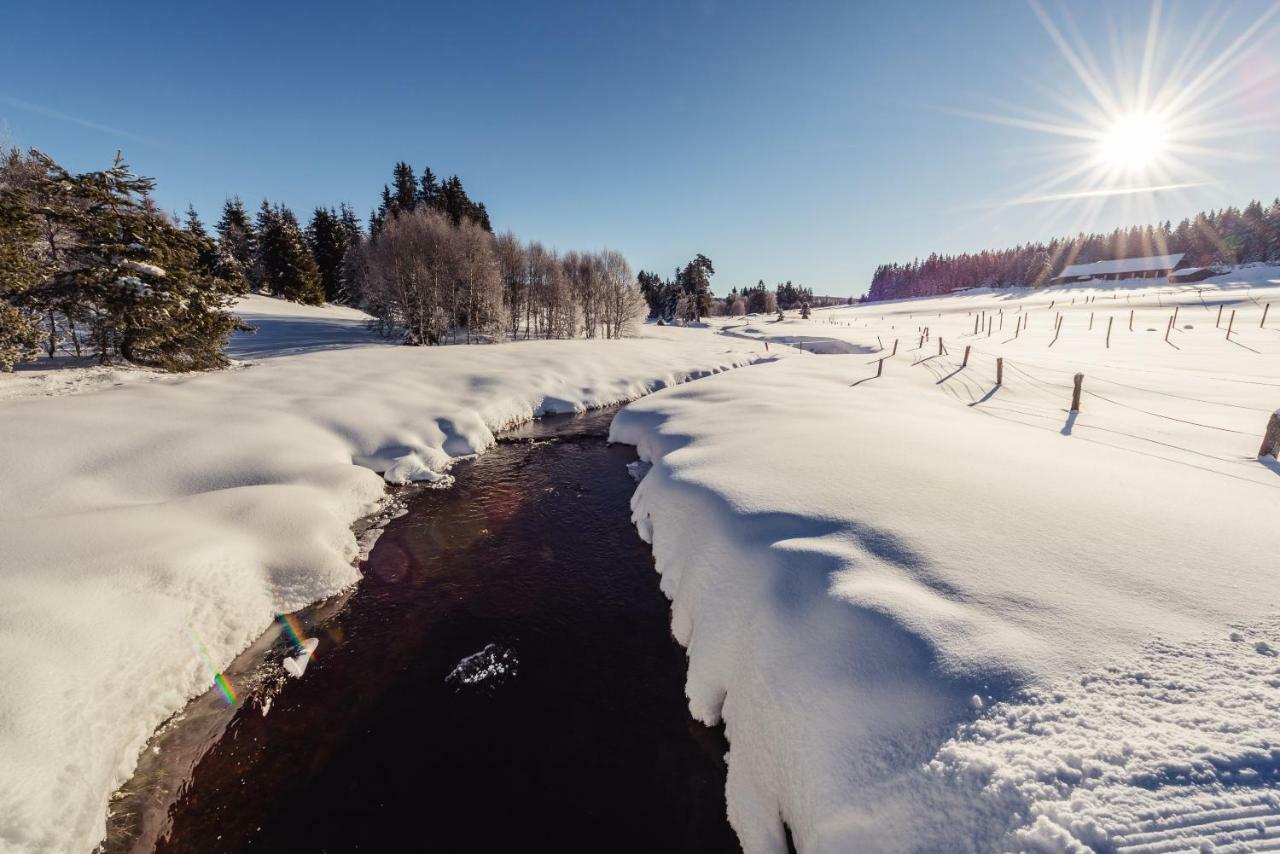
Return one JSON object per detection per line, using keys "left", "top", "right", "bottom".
{"left": 610, "top": 266, "right": 1280, "bottom": 852}
{"left": 0, "top": 298, "right": 771, "bottom": 854}
{"left": 6, "top": 268, "right": 1280, "bottom": 853}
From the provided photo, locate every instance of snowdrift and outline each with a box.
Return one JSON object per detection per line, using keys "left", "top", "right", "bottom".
{"left": 0, "top": 315, "right": 768, "bottom": 854}
{"left": 613, "top": 269, "right": 1280, "bottom": 852}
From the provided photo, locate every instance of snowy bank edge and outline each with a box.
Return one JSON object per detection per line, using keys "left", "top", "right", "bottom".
{"left": 0, "top": 343, "right": 769, "bottom": 854}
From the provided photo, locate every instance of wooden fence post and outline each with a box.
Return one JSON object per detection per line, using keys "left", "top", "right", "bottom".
{"left": 962, "top": 345, "right": 971, "bottom": 367}
{"left": 892, "top": 339, "right": 899, "bottom": 356}
{"left": 938, "top": 337, "right": 944, "bottom": 356}
{"left": 1071, "top": 373, "right": 1083, "bottom": 412}
{"left": 1227, "top": 309, "right": 1236, "bottom": 338}
{"left": 1129, "top": 309, "right": 1134, "bottom": 331}
{"left": 876, "top": 358, "right": 884, "bottom": 378}
{"left": 1165, "top": 315, "right": 1172, "bottom": 343}
{"left": 1089, "top": 311, "right": 1094, "bottom": 330}
{"left": 1263, "top": 303, "right": 1271, "bottom": 328}
{"left": 1216, "top": 304, "right": 1224, "bottom": 327}
{"left": 996, "top": 357, "right": 1004, "bottom": 385}
{"left": 1172, "top": 305, "right": 1179, "bottom": 325}
{"left": 1106, "top": 316, "right": 1113, "bottom": 348}
{"left": 1260, "top": 410, "right": 1280, "bottom": 458}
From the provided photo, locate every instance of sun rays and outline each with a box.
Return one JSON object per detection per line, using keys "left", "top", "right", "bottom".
{"left": 959, "top": 0, "right": 1280, "bottom": 252}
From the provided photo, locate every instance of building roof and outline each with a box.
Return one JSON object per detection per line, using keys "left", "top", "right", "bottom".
{"left": 1055, "top": 253, "right": 1184, "bottom": 279}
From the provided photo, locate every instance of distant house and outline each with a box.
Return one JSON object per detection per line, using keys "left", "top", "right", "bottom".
{"left": 1049, "top": 252, "right": 1186, "bottom": 285}
{"left": 1169, "top": 266, "right": 1221, "bottom": 284}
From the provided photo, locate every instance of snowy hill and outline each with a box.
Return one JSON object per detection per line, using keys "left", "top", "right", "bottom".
{"left": 5, "top": 273, "right": 1280, "bottom": 852}
{"left": 610, "top": 265, "right": 1280, "bottom": 851}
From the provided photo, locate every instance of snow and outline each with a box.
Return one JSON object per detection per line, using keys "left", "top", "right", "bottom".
{"left": 0, "top": 295, "right": 375, "bottom": 404}
{"left": 0, "top": 359, "right": 177, "bottom": 402}
{"left": 0, "top": 296, "right": 772, "bottom": 854}
{"left": 610, "top": 266, "right": 1280, "bottom": 852}
{"left": 227, "top": 293, "right": 385, "bottom": 360}
{"left": 1057, "top": 252, "right": 1185, "bottom": 279}
{"left": 118, "top": 259, "right": 166, "bottom": 278}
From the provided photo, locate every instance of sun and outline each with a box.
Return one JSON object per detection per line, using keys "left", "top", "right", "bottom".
{"left": 1097, "top": 112, "right": 1169, "bottom": 171}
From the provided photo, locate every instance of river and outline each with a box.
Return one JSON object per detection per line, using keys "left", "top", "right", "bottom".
{"left": 104, "top": 407, "right": 739, "bottom": 853}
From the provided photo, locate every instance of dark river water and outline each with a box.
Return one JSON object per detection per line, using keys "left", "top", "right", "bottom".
{"left": 111, "top": 407, "right": 739, "bottom": 853}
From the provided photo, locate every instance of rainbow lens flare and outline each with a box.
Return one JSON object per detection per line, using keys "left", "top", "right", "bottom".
{"left": 189, "top": 629, "right": 238, "bottom": 706}
{"left": 277, "top": 612, "right": 315, "bottom": 658}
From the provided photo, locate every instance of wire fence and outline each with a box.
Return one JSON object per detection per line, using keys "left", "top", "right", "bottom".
{"left": 853, "top": 333, "right": 1280, "bottom": 490}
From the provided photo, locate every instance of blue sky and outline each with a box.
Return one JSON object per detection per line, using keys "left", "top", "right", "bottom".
{"left": 3, "top": 0, "right": 1278, "bottom": 296}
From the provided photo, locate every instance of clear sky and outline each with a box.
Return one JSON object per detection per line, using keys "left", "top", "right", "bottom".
{"left": 3, "top": 0, "right": 1278, "bottom": 296}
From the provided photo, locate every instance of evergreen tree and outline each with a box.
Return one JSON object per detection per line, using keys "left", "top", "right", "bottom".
{"left": 257, "top": 201, "right": 324, "bottom": 304}
{"left": 0, "top": 148, "right": 47, "bottom": 370}
{"left": 216, "top": 197, "right": 257, "bottom": 290}
{"left": 4, "top": 149, "right": 243, "bottom": 369}
{"left": 637, "top": 270, "right": 663, "bottom": 318}
{"left": 184, "top": 204, "right": 208, "bottom": 238}
{"left": 418, "top": 167, "right": 439, "bottom": 209}
{"left": 391, "top": 162, "right": 417, "bottom": 214}
{"left": 676, "top": 254, "right": 715, "bottom": 320}
{"left": 306, "top": 206, "right": 347, "bottom": 303}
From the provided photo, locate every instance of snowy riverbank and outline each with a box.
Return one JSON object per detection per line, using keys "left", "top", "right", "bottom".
{"left": 0, "top": 300, "right": 771, "bottom": 854}
{"left": 612, "top": 269, "right": 1280, "bottom": 852}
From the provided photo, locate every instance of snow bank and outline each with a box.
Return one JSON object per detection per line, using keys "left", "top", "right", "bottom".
{"left": 612, "top": 272, "right": 1280, "bottom": 852}
{"left": 0, "top": 313, "right": 770, "bottom": 854}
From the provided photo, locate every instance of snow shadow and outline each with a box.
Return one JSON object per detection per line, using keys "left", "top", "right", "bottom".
{"left": 227, "top": 315, "right": 386, "bottom": 360}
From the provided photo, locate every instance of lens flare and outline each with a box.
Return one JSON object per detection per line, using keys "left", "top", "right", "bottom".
{"left": 1097, "top": 112, "right": 1168, "bottom": 171}
{"left": 951, "top": 0, "right": 1280, "bottom": 242}
{"left": 277, "top": 612, "right": 314, "bottom": 658}
{"left": 189, "top": 629, "right": 238, "bottom": 706}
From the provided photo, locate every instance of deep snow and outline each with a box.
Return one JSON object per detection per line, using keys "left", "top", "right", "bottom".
{"left": 0, "top": 298, "right": 771, "bottom": 854}
{"left": 611, "top": 266, "right": 1280, "bottom": 852}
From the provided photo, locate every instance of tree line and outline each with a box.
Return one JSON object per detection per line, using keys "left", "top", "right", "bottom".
{"left": 635, "top": 261, "right": 846, "bottom": 323}
{"left": 0, "top": 151, "right": 656, "bottom": 371}
{"left": 869, "top": 198, "right": 1280, "bottom": 301}
{"left": 352, "top": 161, "right": 646, "bottom": 342}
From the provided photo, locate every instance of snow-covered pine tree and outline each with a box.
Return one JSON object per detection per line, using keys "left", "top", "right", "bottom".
{"left": 216, "top": 197, "right": 257, "bottom": 290}
{"left": 0, "top": 148, "right": 47, "bottom": 371}
{"left": 3, "top": 149, "right": 244, "bottom": 369}
{"left": 187, "top": 206, "right": 246, "bottom": 295}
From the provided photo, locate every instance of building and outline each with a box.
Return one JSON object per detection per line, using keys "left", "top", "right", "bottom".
{"left": 1169, "top": 266, "right": 1221, "bottom": 284}
{"left": 1049, "top": 252, "right": 1186, "bottom": 285}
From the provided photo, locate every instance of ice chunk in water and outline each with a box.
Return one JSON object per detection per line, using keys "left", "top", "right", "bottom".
{"left": 446, "top": 643, "right": 519, "bottom": 693}
{"left": 282, "top": 637, "right": 320, "bottom": 678}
